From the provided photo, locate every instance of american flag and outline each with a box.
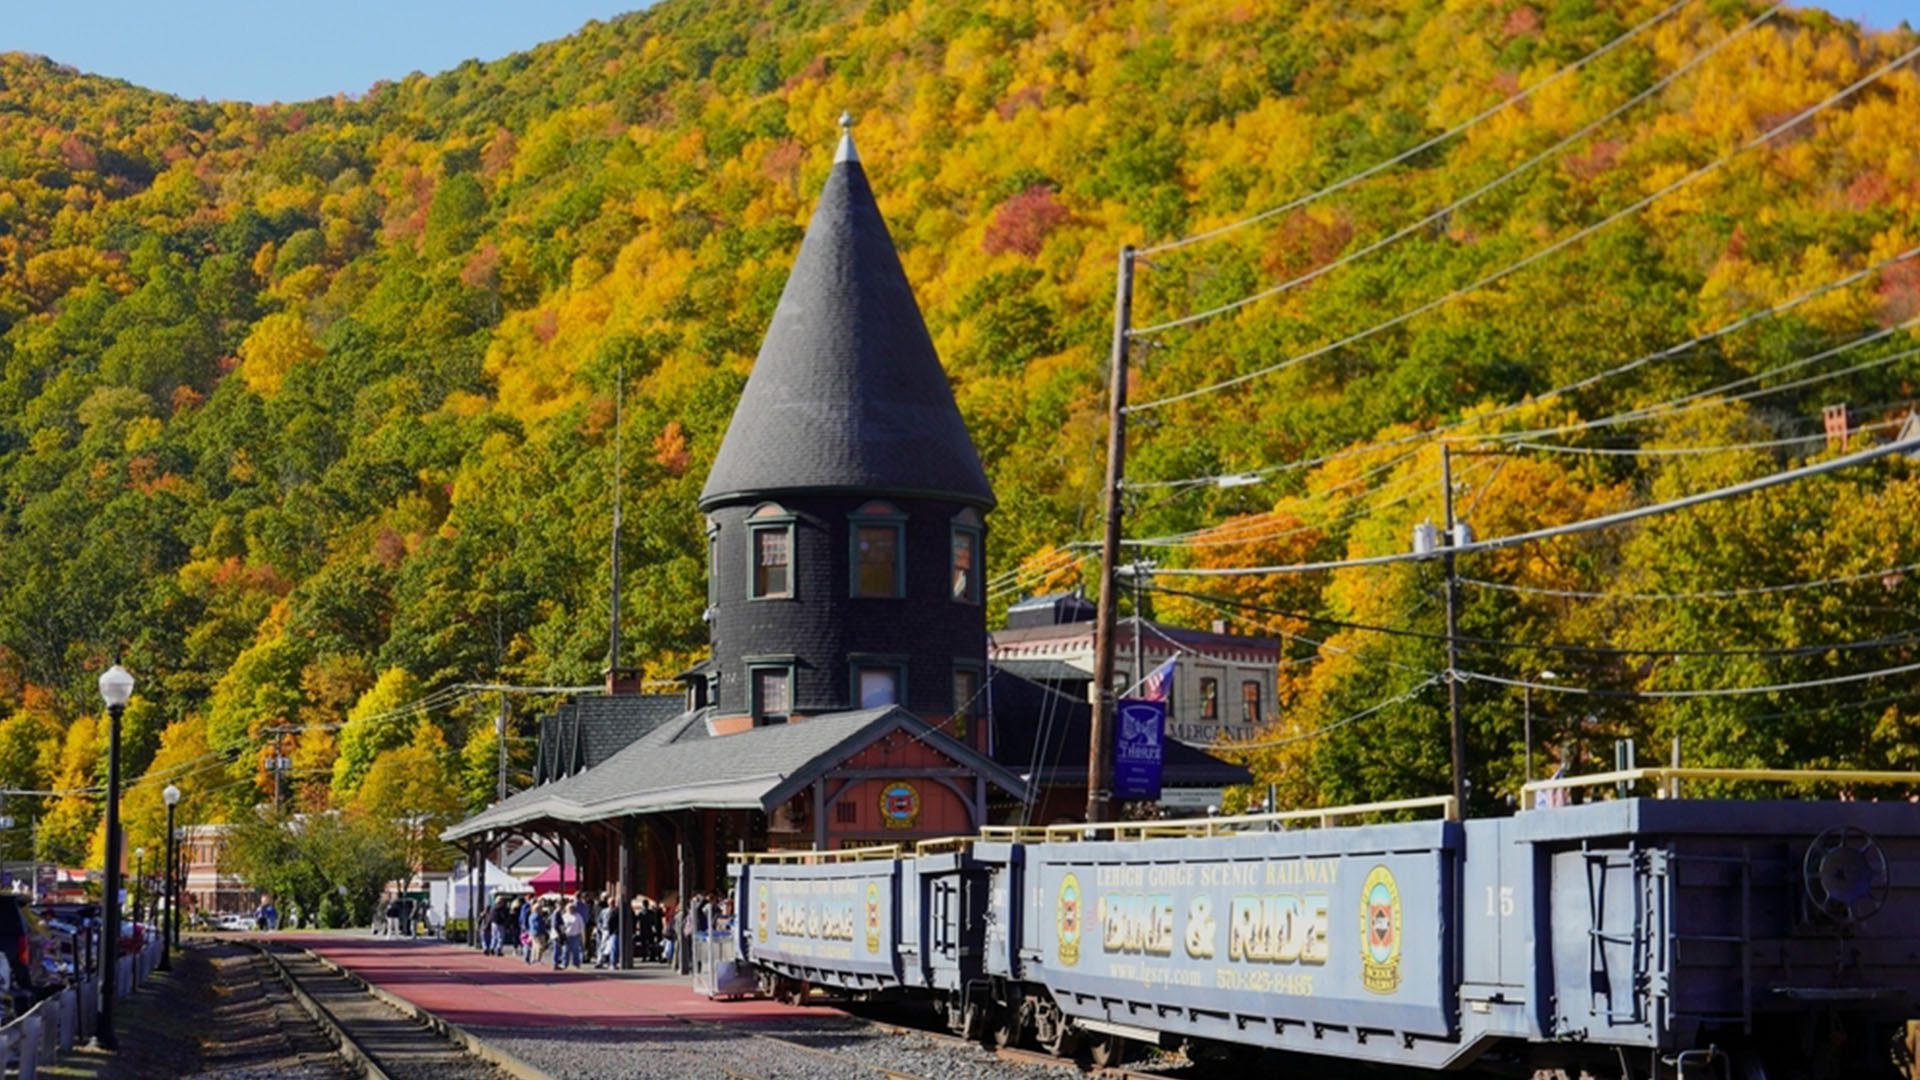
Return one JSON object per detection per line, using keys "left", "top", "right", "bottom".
{"left": 1538, "top": 762, "right": 1570, "bottom": 809}
{"left": 1138, "top": 656, "right": 1178, "bottom": 702}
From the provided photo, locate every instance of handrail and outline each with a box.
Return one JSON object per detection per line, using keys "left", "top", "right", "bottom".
{"left": 732, "top": 844, "right": 902, "bottom": 865}
{"left": 1521, "top": 767, "right": 1920, "bottom": 810}
{"left": 731, "top": 796, "right": 1463, "bottom": 866}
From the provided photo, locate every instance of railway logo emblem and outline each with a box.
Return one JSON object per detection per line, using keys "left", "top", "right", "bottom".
{"left": 880, "top": 781, "right": 921, "bottom": 829}
{"left": 1360, "top": 865, "right": 1402, "bottom": 994}
{"left": 1057, "top": 873, "right": 1083, "bottom": 967}
{"left": 865, "top": 881, "right": 882, "bottom": 954}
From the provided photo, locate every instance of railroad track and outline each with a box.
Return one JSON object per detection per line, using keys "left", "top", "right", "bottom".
{"left": 254, "top": 941, "right": 1168, "bottom": 1080}
{"left": 251, "top": 942, "right": 522, "bottom": 1080}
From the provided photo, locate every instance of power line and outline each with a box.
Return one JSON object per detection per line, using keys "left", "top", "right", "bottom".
{"left": 1146, "top": 582, "right": 1920, "bottom": 658}
{"left": 1135, "top": 0, "right": 1694, "bottom": 256}
{"left": 1461, "top": 661, "right": 1920, "bottom": 699}
{"left": 1132, "top": 3, "right": 1778, "bottom": 334}
{"left": 1153, "top": 433, "right": 1920, "bottom": 578}
{"left": 1187, "top": 677, "right": 1439, "bottom": 751}
{"left": 1127, "top": 246, "right": 1920, "bottom": 491}
{"left": 1488, "top": 331, "right": 1920, "bottom": 445}
{"left": 1127, "top": 43, "right": 1920, "bottom": 413}
{"left": 1502, "top": 417, "right": 1906, "bottom": 457}
{"left": 1461, "top": 557, "right": 1920, "bottom": 601}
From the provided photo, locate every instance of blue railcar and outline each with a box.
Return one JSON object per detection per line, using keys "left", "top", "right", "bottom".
{"left": 732, "top": 776, "right": 1920, "bottom": 1078}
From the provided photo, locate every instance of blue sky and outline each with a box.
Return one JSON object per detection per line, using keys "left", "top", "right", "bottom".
{"left": 2, "top": 1, "right": 1912, "bottom": 104}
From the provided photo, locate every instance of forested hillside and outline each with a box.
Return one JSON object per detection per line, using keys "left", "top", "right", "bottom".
{"left": 1, "top": 0, "right": 1916, "bottom": 859}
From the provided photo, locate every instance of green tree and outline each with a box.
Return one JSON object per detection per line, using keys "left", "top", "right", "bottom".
{"left": 330, "top": 667, "right": 426, "bottom": 799}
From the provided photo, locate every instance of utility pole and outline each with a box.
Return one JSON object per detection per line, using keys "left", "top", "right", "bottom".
{"left": 609, "top": 365, "right": 624, "bottom": 679}
{"left": 1126, "top": 559, "right": 1155, "bottom": 687}
{"left": 495, "top": 692, "right": 509, "bottom": 802}
{"left": 1088, "top": 246, "right": 1137, "bottom": 825}
{"left": 266, "top": 727, "right": 292, "bottom": 815}
{"left": 1441, "top": 444, "right": 1467, "bottom": 814}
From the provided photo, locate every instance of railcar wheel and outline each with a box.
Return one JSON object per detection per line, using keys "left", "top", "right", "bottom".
{"left": 990, "top": 1005, "right": 1020, "bottom": 1049}
{"left": 1086, "top": 1034, "right": 1136, "bottom": 1068}
{"left": 1031, "top": 996, "right": 1078, "bottom": 1058}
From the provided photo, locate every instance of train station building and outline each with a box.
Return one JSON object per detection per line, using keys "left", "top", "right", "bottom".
{"left": 442, "top": 121, "right": 1247, "bottom": 947}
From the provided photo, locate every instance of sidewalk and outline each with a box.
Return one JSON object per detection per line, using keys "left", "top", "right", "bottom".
{"left": 272, "top": 933, "right": 804, "bottom": 1030}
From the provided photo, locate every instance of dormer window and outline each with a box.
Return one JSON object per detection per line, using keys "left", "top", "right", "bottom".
{"left": 950, "top": 509, "right": 982, "bottom": 605}
{"left": 749, "top": 660, "right": 794, "bottom": 722}
{"left": 748, "top": 503, "right": 794, "bottom": 599}
{"left": 850, "top": 500, "right": 905, "bottom": 598}
{"left": 850, "top": 653, "right": 906, "bottom": 708}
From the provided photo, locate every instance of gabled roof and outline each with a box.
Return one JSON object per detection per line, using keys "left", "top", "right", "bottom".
{"left": 443, "top": 705, "right": 1027, "bottom": 841}
{"left": 990, "top": 658, "right": 1090, "bottom": 685}
{"left": 987, "top": 668, "right": 1253, "bottom": 789}
{"left": 698, "top": 126, "right": 993, "bottom": 511}
{"left": 533, "top": 693, "right": 684, "bottom": 783}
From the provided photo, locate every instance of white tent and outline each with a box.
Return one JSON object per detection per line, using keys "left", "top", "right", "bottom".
{"left": 444, "top": 859, "right": 532, "bottom": 923}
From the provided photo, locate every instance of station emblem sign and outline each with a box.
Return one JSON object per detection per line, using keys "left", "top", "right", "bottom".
{"left": 1057, "top": 873, "right": 1083, "bottom": 966}
{"left": 879, "top": 781, "right": 921, "bottom": 829}
{"left": 864, "top": 881, "right": 882, "bottom": 954}
{"left": 1360, "top": 865, "right": 1402, "bottom": 994}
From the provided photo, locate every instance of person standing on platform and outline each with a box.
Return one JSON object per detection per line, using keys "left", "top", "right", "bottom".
{"left": 595, "top": 893, "right": 617, "bottom": 968}
{"left": 529, "top": 900, "right": 551, "bottom": 965}
{"left": 517, "top": 897, "right": 532, "bottom": 961}
{"left": 555, "top": 898, "right": 583, "bottom": 970}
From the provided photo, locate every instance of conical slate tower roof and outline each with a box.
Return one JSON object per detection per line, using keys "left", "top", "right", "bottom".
{"left": 699, "top": 124, "right": 994, "bottom": 511}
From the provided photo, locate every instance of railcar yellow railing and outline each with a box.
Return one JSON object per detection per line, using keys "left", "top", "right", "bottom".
{"left": 1520, "top": 767, "right": 1920, "bottom": 811}
{"left": 916, "top": 794, "right": 1458, "bottom": 854}
{"left": 732, "top": 843, "right": 902, "bottom": 865}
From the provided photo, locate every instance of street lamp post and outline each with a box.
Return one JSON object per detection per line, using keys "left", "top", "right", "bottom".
{"left": 133, "top": 848, "right": 145, "bottom": 924}
{"left": 96, "top": 663, "right": 133, "bottom": 1051}
{"left": 160, "top": 784, "right": 180, "bottom": 972}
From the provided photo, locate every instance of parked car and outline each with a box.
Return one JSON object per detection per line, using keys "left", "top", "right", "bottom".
{"left": 0, "top": 895, "right": 59, "bottom": 1015}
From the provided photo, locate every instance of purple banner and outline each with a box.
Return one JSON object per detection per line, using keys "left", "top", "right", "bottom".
{"left": 1113, "top": 698, "right": 1166, "bottom": 801}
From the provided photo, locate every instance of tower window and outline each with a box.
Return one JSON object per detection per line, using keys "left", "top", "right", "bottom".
{"left": 951, "top": 528, "right": 980, "bottom": 604}
{"left": 751, "top": 666, "right": 792, "bottom": 720}
{"left": 850, "top": 654, "right": 906, "bottom": 709}
{"left": 857, "top": 667, "right": 899, "bottom": 708}
{"left": 1242, "top": 680, "right": 1262, "bottom": 725}
{"left": 752, "top": 526, "right": 791, "bottom": 598}
{"left": 1200, "top": 677, "right": 1219, "bottom": 720}
{"left": 950, "top": 509, "right": 982, "bottom": 605}
{"left": 850, "top": 501, "right": 906, "bottom": 598}
{"left": 951, "top": 663, "right": 982, "bottom": 740}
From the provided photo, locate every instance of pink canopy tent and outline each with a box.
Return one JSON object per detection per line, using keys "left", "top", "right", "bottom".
{"left": 527, "top": 863, "right": 581, "bottom": 895}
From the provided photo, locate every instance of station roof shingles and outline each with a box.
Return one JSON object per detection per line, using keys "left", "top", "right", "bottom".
{"left": 697, "top": 126, "right": 992, "bottom": 511}
{"left": 443, "top": 705, "right": 1028, "bottom": 841}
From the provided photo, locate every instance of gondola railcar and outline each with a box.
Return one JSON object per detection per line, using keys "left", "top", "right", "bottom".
{"left": 732, "top": 768, "right": 1920, "bottom": 1078}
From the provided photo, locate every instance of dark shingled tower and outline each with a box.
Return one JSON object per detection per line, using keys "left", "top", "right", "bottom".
{"left": 698, "top": 117, "right": 995, "bottom": 738}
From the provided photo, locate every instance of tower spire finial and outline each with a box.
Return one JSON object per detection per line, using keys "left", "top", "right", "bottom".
{"left": 835, "top": 110, "right": 859, "bottom": 165}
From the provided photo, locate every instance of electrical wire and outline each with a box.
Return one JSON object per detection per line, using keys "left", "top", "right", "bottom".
{"left": 1461, "top": 557, "right": 1920, "bottom": 601}
{"left": 1186, "top": 677, "right": 1439, "bottom": 751}
{"left": 1127, "top": 44, "right": 1920, "bottom": 413}
{"left": 1128, "top": 245, "right": 1920, "bottom": 491}
{"left": 1135, "top": 0, "right": 1695, "bottom": 256}
{"left": 1503, "top": 417, "right": 1906, "bottom": 456}
{"left": 1147, "top": 583, "right": 1920, "bottom": 658}
{"left": 1152, "top": 432, "right": 1920, "bottom": 578}
{"left": 1133, "top": 3, "right": 1779, "bottom": 335}
{"left": 1462, "top": 661, "right": 1920, "bottom": 698}
{"left": 1488, "top": 332, "right": 1920, "bottom": 445}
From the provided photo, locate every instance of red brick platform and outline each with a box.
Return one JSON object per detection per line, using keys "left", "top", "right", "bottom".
{"left": 280, "top": 934, "right": 805, "bottom": 1030}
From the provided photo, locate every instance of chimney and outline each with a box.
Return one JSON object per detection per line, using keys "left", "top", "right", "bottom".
{"left": 604, "top": 666, "right": 645, "bottom": 695}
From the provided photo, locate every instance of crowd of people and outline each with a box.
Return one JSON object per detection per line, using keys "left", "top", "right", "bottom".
{"left": 480, "top": 890, "right": 732, "bottom": 972}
